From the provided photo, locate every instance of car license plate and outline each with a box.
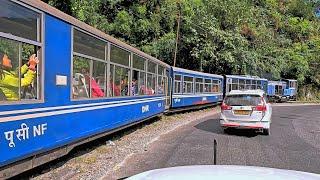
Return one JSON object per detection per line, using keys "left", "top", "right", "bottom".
{"left": 234, "top": 110, "right": 250, "bottom": 115}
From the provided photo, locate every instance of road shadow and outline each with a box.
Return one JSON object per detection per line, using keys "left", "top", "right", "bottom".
{"left": 194, "top": 118, "right": 259, "bottom": 138}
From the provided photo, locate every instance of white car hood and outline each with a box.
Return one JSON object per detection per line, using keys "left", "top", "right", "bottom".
{"left": 127, "top": 165, "right": 320, "bottom": 180}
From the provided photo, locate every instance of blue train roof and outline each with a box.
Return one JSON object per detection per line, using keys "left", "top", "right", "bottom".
{"left": 268, "top": 81, "right": 287, "bottom": 85}
{"left": 172, "top": 67, "right": 223, "bottom": 79}
{"left": 225, "top": 75, "right": 268, "bottom": 81}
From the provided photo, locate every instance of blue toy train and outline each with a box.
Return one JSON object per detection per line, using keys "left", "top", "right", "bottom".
{"left": 0, "top": 0, "right": 297, "bottom": 178}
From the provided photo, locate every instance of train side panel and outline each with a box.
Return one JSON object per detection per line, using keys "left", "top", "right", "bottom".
{"left": 0, "top": 14, "right": 165, "bottom": 167}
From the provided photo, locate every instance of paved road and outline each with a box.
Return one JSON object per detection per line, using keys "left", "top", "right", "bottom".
{"left": 113, "top": 105, "right": 320, "bottom": 178}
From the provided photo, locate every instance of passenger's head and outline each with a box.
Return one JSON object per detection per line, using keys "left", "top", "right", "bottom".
{"left": 0, "top": 52, "right": 12, "bottom": 69}
{"left": 81, "top": 68, "right": 89, "bottom": 76}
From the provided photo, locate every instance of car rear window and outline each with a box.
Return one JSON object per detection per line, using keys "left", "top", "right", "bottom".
{"left": 224, "top": 94, "right": 261, "bottom": 106}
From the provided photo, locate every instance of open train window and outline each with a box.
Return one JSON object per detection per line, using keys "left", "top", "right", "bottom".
{"left": 72, "top": 29, "right": 107, "bottom": 99}
{"left": 239, "top": 79, "right": 245, "bottom": 90}
{"left": 204, "top": 78, "right": 212, "bottom": 93}
{"left": 212, "top": 79, "right": 220, "bottom": 93}
{"left": 195, "top": 78, "right": 203, "bottom": 94}
{"left": 146, "top": 60, "right": 157, "bottom": 95}
{"left": 183, "top": 76, "right": 194, "bottom": 94}
{"left": 132, "top": 54, "right": 146, "bottom": 96}
{"left": 0, "top": 1, "right": 42, "bottom": 102}
{"left": 174, "top": 74, "right": 182, "bottom": 94}
{"left": 157, "top": 66, "right": 166, "bottom": 94}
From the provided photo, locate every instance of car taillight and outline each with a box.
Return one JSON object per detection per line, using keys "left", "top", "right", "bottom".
{"left": 221, "top": 103, "right": 232, "bottom": 111}
{"left": 254, "top": 105, "right": 267, "bottom": 112}
{"left": 253, "top": 97, "right": 267, "bottom": 112}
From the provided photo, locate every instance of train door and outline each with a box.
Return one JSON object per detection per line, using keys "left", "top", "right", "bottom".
{"left": 164, "top": 69, "right": 171, "bottom": 109}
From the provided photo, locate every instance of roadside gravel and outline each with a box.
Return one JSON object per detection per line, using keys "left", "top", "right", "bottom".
{"left": 31, "top": 107, "right": 219, "bottom": 180}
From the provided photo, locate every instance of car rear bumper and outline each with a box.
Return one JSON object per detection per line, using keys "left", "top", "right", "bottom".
{"left": 220, "top": 119, "right": 270, "bottom": 129}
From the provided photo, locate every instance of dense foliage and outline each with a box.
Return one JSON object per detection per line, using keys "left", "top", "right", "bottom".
{"left": 43, "top": 0, "right": 320, "bottom": 98}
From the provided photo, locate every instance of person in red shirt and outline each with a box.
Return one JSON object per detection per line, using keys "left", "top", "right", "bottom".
{"left": 82, "top": 68, "right": 104, "bottom": 98}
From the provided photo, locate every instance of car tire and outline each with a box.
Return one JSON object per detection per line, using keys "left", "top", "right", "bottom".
{"left": 263, "top": 128, "right": 270, "bottom": 136}
{"left": 223, "top": 128, "right": 229, "bottom": 134}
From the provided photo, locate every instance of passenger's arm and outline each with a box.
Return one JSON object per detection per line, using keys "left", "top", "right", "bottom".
{"left": 20, "top": 70, "right": 36, "bottom": 87}
{"left": 20, "top": 64, "right": 29, "bottom": 75}
{"left": 0, "top": 70, "right": 34, "bottom": 87}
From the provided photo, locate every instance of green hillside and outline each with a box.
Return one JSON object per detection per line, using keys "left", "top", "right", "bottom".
{"left": 43, "top": 0, "right": 320, "bottom": 100}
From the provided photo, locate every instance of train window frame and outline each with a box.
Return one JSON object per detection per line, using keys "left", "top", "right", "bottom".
{"left": 132, "top": 54, "right": 146, "bottom": 96}
{"left": 212, "top": 79, "right": 220, "bottom": 93}
{"left": 174, "top": 74, "right": 182, "bottom": 94}
{"left": 110, "top": 44, "right": 130, "bottom": 66}
{"left": 0, "top": 1, "right": 44, "bottom": 104}
{"left": 157, "top": 65, "right": 166, "bottom": 95}
{"left": 239, "top": 79, "right": 245, "bottom": 90}
{"left": 73, "top": 29, "right": 106, "bottom": 60}
{"left": 231, "top": 78, "right": 239, "bottom": 91}
{"left": 72, "top": 27, "right": 108, "bottom": 100}
{"left": 195, "top": 77, "right": 204, "bottom": 94}
{"left": 183, "top": 76, "right": 194, "bottom": 94}
{"left": 204, "top": 78, "right": 212, "bottom": 93}
{"left": 146, "top": 60, "right": 157, "bottom": 96}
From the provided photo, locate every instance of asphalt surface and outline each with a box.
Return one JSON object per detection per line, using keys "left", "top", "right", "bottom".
{"left": 113, "top": 104, "right": 320, "bottom": 178}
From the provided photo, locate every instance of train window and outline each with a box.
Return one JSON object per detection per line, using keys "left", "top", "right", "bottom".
{"left": 73, "top": 29, "right": 106, "bottom": 60}
{"left": 147, "top": 73, "right": 156, "bottom": 95}
{"left": 174, "top": 74, "right": 182, "bottom": 94}
{"left": 139, "top": 72, "right": 146, "bottom": 95}
{"left": 251, "top": 80, "right": 257, "bottom": 89}
{"left": 0, "top": 4, "right": 42, "bottom": 103}
{"left": 239, "top": 79, "right": 245, "bottom": 90}
{"left": 114, "top": 66, "right": 129, "bottom": 96}
{"left": 257, "top": 80, "right": 262, "bottom": 89}
{"left": 158, "top": 66, "right": 165, "bottom": 76}
{"left": 110, "top": 45, "right": 130, "bottom": 66}
{"left": 232, "top": 78, "right": 238, "bottom": 83}
{"left": 147, "top": 61, "right": 157, "bottom": 73}
{"left": 0, "top": 1, "right": 40, "bottom": 42}
{"left": 195, "top": 78, "right": 203, "bottom": 93}
{"left": 132, "top": 70, "right": 146, "bottom": 96}
{"left": 133, "top": 54, "right": 145, "bottom": 70}
{"left": 204, "top": 79, "right": 212, "bottom": 93}
{"left": 183, "top": 76, "right": 194, "bottom": 94}
{"left": 157, "top": 76, "right": 165, "bottom": 94}
{"left": 92, "top": 61, "right": 106, "bottom": 98}
{"left": 72, "top": 56, "right": 91, "bottom": 99}
{"left": 232, "top": 84, "right": 238, "bottom": 90}
{"left": 212, "top": 79, "right": 219, "bottom": 93}
{"left": 108, "top": 64, "right": 115, "bottom": 97}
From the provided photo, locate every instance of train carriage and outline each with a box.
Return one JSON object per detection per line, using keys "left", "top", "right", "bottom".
{"left": 0, "top": 0, "right": 171, "bottom": 177}
{"left": 267, "top": 81, "right": 287, "bottom": 101}
{"left": 171, "top": 67, "right": 224, "bottom": 109}
{"left": 283, "top": 79, "right": 297, "bottom": 100}
{"left": 268, "top": 79, "right": 297, "bottom": 101}
{"left": 224, "top": 75, "right": 268, "bottom": 94}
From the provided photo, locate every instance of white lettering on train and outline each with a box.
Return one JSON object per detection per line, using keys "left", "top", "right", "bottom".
{"left": 174, "top": 98, "right": 181, "bottom": 103}
{"left": 33, "top": 123, "right": 48, "bottom": 137}
{"left": 3, "top": 123, "right": 48, "bottom": 148}
{"left": 142, "top": 105, "right": 150, "bottom": 113}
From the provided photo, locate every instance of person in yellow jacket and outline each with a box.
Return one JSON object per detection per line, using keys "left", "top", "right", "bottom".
{"left": 0, "top": 52, "right": 39, "bottom": 101}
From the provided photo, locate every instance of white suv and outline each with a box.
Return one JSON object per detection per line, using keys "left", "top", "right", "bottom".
{"left": 220, "top": 90, "right": 272, "bottom": 135}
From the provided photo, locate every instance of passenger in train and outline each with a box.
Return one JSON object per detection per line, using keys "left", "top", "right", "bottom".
{"left": 0, "top": 52, "right": 39, "bottom": 101}
{"left": 82, "top": 68, "right": 104, "bottom": 98}
{"left": 108, "top": 78, "right": 120, "bottom": 96}
{"left": 131, "top": 78, "right": 138, "bottom": 96}
{"left": 120, "top": 78, "right": 128, "bottom": 96}
{"left": 158, "top": 80, "right": 164, "bottom": 94}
